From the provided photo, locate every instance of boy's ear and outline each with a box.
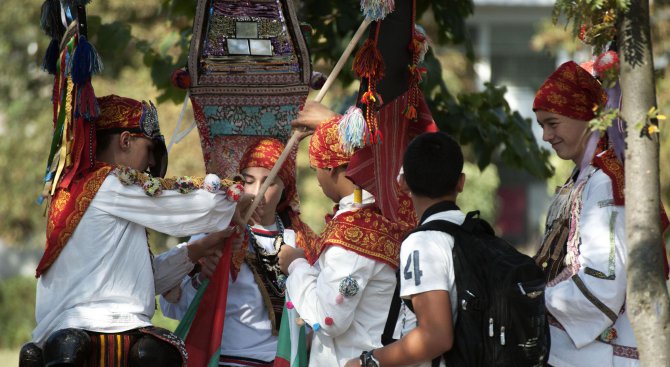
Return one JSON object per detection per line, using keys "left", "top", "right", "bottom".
{"left": 456, "top": 172, "right": 466, "bottom": 193}
{"left": 398, "top": 173, "right": 410, "bottom": 193}
{"left": 118, "top": 131, "right": 132, "bottom": 151}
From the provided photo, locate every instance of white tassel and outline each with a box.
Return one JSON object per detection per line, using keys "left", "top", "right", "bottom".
{"left": 338, "top": 106, "right": 366, "bottom": 154}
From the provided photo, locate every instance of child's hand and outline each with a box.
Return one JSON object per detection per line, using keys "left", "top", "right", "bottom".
{"left": 234, "top": 193, "right": 264, "bottom": 226}
{"left": 278, "top": 245, "right": 306, "bottom": 275}
{"left": 187, "top": 227, "right": 237, "bottom": 262}
{"left": 291, "top": 101, "right": 338, "bottom": 131}
{"left": 344, "top": 358, "right": 360, "bottom": 367}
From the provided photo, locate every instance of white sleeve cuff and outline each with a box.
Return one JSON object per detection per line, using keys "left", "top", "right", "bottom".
{"left": 288, "top": 258, "right": 310, "bottom": 275}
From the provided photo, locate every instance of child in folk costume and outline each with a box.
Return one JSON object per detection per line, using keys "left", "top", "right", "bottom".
{"left": 533, "top": 61, "right": 668, "bottom": 367}
{"left": 161, "top": 138, "right": 316, "bottom": 367}
{"left": 21, "top": 95, "right": 254, "bottom": 367}
{"left": 278, "top": 116, "right": 410, "bottom": 366}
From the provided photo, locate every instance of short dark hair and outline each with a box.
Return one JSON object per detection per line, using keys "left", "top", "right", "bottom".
{"left": 403, "top": 132, "right": 463, "bottom": 198}
{"left": 96, "top": 131, "right": 118, "bottom": 157}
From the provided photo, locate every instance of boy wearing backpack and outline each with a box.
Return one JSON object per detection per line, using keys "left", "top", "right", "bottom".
{"left": 345, "top": 131, "right": 463, "bottom": 367}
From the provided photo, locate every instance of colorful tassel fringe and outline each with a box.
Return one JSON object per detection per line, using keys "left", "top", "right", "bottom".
{"left": 76, "top": 81, "right": 100, "bottom": 120}
{"left": 338, "top": 106, "right": 366, "bottom": 154}
{"left": 40, "top": 0, "right": 65, "bottom": 40}
{"left": 42, "top": 39, "right": 60, "bottom": 75}
{"left": 360, "top": 89, "right": 383, "bottom": 144}
{"left": 404, "top": 25, "right": 428, "bottom": 121}
{"left": 352, "top": 22, "right": 385, "bottom": 145}
{"left": 353, "top": 39, "right": 385, "bottom": 81}
{"left": 360, "top": 0, "right": 396, "bottom": 21}
{"left": 70, "top": 35, "right": 103, "bottom": 86}
{"left": 412, "top": 25, "right": 429, "bottom": 63}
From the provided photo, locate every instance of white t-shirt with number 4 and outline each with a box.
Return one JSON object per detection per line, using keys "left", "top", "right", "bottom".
{"left": 399, "top": 209, "right": 465, "bottom": 367}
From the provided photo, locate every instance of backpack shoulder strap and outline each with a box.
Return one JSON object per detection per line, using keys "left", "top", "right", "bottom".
{"left": 406, "top": 219, "right": 462, "bottom": 238}
{"left": 382, "top": 271, "right": 402, "bottom": 345}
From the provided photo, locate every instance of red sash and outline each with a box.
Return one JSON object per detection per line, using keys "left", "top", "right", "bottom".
{"left": 312, "top": 205, "right": 409, "bottom": 269}
{"left": 37, "top": 163, "right": 113, "bottom": 277}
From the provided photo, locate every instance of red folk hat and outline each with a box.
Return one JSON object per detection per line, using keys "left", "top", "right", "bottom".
{"left": 308, "top": 115, "right": 352, "bottom": 169}
{"left": 96, "top": 95, "right": 168, "bottom": 177}
{"left": 239, "top": 138, "right": 297, "bottom": 212}
{"left": 533, "top": 61, "right": 608, "bottom": 121}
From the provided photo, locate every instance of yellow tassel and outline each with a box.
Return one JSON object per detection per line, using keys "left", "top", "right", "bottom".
{"left": 353, "top": 187, "right": 363, "bottom": 206}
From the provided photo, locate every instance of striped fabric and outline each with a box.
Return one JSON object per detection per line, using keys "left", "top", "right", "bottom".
{"left": 219, "top": 355, "right": 274, "bottom": 366}
{"left": 87, "top": 331, "right": 139, "bottom": 367}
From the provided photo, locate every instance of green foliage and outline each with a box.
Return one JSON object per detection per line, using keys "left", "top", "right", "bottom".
{"left": 0, "top": 277, "right": 37, "bottom": 349}
{"left": 552, "top": 0, "right": 628, "bottom": 53}
{"left": 459, "top": 162, "right": 499, "bottom": 223}
{"left": 422, "top": 50, "right": 553, "bottom": 178}
{"left": 0, "top": 0, "right": 53, "bottom": 243}
{"left": 589, "top": 108, "right": 619, "bottom": 132}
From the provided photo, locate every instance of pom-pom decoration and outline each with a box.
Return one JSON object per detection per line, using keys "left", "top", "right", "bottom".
{"left": 594, "top": 50, "right": 619, "bottom": 87}
{"left": 143, "top": 177, "right": 163, "bottom": 197}
{"left": 203, "top": 173, "right": 222, "bottom": 193}
{"left": 309, "top": 71, "right": 327, "bottom": 90}
{"left": 226, "top": 182, "right": 245, "bottom": 202}
{"left": 170, "top": 68, "right": 191, "bottom": 90}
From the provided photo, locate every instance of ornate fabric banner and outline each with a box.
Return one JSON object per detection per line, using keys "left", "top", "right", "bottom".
{"left": 188, "top": 0, "right": 311, "bottom": 179}
{"left": 346, "top": 0, "right": 436, "bottom": 224}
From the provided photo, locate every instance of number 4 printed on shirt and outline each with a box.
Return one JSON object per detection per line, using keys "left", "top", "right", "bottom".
{"left": 403, "top": 250, "right": 423, "bottom": 286}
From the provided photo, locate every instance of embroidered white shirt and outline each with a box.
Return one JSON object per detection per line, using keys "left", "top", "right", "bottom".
{"left": 546, "top": 167, "right": 637, "bottom": 367}
{"left": 286, "top": 191, "right": 397, "bottom": 367}
{"left": 33, "top": 175, "right": 236, "bottom": 346}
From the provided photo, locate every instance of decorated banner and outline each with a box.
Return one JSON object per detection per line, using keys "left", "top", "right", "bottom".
{"left": 187, "top": 0, "right": 312, "bottom": 179}
{"left": 345, "top": 0, "right": 437, "bottom": 224}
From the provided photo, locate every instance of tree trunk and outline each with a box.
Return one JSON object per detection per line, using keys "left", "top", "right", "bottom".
{"left": 618, "top": 1, "right": 670, "bottom": 365}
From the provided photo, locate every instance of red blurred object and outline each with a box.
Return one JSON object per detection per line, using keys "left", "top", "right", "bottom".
{"left": 171, "top": 68, "right": 191, "bottom": 89}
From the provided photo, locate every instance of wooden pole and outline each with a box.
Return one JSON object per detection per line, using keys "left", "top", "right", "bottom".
{"left": 241, "top": 18, "right": 372, "bottom": 223}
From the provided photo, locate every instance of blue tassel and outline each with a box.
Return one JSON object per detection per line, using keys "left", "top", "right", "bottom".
{"left": 40, "top": 0, "right": 65, "bottom": 39}
{"left": 71, "top": 35, "right": 103, "bottom": 86}
{"left": 42, "top": 39, "right": 60, "bottom": 75}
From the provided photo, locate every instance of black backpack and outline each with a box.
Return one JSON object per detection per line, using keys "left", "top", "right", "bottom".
{"left": 384, "top": 211, "right": 549, "bottom": 367}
